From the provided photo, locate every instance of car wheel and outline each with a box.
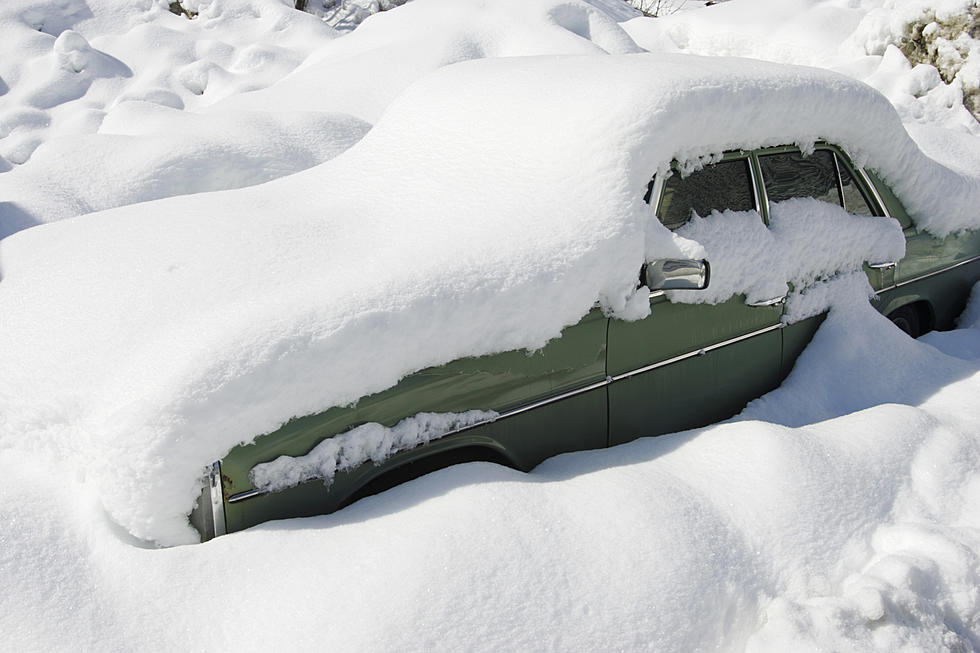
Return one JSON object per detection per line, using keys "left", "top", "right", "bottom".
{"left": 888, "top": 305, "right": 921, "bottom": 338}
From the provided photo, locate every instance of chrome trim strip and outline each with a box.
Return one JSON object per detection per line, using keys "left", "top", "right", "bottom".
{"left": 746, "top": 155, "right": 762, "bottom": 216}
{"left": 228, "top": 488, "right": 265, "bottom": 504}
{"left": 880, "top": 254, "right": 980, "bottom": 293}
{"left": 747, "top": 295, "right": 787, "bottom": 307}
{"left": 831, "top": 150, "right": 845, "bottom": 211}
{"left": 209, "top": 461, "right": 227, "bottom": 537}
{"left": 856, "top": 167, "right": 891, "bottom": 219}
{"left": 610, "top": 322, "right": 784, "bottom": 383}
{"left": 649, "top": 172, "right": 665, "bottom": 217}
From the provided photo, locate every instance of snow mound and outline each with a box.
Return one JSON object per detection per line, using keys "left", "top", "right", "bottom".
{"left": 215, "top": 0, "right": 644, "bottom": 123}
{"left": 0, "top": 105, "right": 370, "bottom": 238}
{"left": 621, "top": 0, "right": 980, "bottom": 136}
{"left": 1, "top": 53, "right": 978, "bottom": 545}
{"left": 0, "top": 0, "right": 346, "bottom": 236}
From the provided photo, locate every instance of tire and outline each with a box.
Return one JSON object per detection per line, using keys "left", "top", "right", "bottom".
{"left": 888, "top": 305, "right": 921, "bottom": 338}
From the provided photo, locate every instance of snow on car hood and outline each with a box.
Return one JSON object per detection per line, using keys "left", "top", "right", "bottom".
{"left": 1, "top": 52, "right": 978, "bottom": 545}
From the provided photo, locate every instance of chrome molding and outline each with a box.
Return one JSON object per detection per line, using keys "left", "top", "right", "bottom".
{"left": 209, "top": 461, "right": 227, "bottom": 537}
{"left": 856, "top": 167, "right": 891, "bottom": 219}
{"left": 831, "top": 151, "right": 847, "bottom": 211}
{"left": 228, "top": 488, "right": 265, "bottom": 504}
{"left": 880, "top": 254, "right": 980, "bottom": 294}
{"left": 649, "top": 172, "right": 665, "bottom": 217}
{"left": 609, "top": 322, "right": 785, "bottom": 383}
{"left": 746, "top": 155, "right": 763, "bottom": 216}
{"left": 747, "top": 295, "right": 787, "bottom": 307}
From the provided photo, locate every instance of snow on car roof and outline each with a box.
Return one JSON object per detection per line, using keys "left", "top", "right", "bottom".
{"left": 0, "top": 52, "right": 977, "bottom": 545}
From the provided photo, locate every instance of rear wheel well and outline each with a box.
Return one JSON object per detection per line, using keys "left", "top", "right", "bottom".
{"left": 340, "top": 446, "right": 517, "bottom": 509}
{"left": 887, "top": 300, "right": 933, "bottom": 338}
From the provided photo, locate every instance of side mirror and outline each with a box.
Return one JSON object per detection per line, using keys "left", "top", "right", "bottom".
{"left": 644, "top": 258, "right": 710, "bottom": 291}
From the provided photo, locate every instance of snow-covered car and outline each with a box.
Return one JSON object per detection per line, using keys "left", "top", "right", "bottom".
{"left": 195, "top": 139, "right": 980, "bottom": 540}
{"left": 4, "top": 52, "right": 978, "bottom": 547}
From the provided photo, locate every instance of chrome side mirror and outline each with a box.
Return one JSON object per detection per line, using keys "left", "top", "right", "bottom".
{"left": 644, "top": 258, "right": 710, "bottom": 291}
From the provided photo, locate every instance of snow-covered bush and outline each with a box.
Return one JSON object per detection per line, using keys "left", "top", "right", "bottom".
{"left": 887, "top": 2, "right": 979, "bottom": 120}
{"left": 300, "top": 0, "right": 410, "bottom": 30}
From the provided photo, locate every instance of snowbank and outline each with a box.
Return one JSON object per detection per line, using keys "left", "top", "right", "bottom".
{"left": 215, "top": 0, "right": 644, "bottom": 122}
{"left": 1, "top": 284, "right": 978, "bottom": 652}
{"left": 1, "top": 52, "right": 978, "bottom": 546}
{"left": 621, "top": 0, "right": 980, "bottom": 136}
{"left": 0, "top": 0, "right": 350, "bottom": 237}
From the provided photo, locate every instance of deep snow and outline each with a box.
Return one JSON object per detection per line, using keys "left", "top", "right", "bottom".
{"left": 0, "top": 0, "right": 979, "bottom": 650}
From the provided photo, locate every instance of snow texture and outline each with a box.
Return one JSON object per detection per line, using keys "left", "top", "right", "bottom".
{"left": 0, "top": 0, "right": 979, "bottom": 649}
{"left": 1, "top": 286, "right": 979, "bottom": 652}
{"left": 666, "top": 198, "right": 906, "bottom": 318}
{"left": 251, "top": 410, "right": 498, "bottom": 492}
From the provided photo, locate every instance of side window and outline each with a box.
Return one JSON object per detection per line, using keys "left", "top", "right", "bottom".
{"left": 759, "top": 149, "right": 842, "bottom": 207}
{"left": 653, "top": 158, "right": 755, "bottom": 230}
{"left": 837, "top": 157, "right": 875, "bottom": 216}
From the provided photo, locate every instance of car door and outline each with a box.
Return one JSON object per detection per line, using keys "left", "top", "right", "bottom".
{"left": 607, "top": 154, "right": 784, "bottom": 445}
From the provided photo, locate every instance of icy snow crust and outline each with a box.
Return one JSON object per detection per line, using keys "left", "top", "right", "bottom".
{"left": 251, "top": 410, "right": 499, "bottom": 492}
{"left": 1, "top": 52, "right": 979, "bottom": 546}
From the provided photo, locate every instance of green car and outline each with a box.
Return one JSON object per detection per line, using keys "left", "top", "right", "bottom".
{"left": 192, "top": 142, "right": 980, "bottom": 540}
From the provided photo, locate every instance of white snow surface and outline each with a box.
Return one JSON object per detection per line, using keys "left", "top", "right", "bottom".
{"left": 0, "top": 0, "right": 979, "bottom": 650}
{"left": 667, "top": 198, "right": 906, "bottom": 316}
{"left": 621, "top": 0, "right": 980, "bottom": 135}
{"left": 2, "top": 286, "right": 979, "bottom": 652}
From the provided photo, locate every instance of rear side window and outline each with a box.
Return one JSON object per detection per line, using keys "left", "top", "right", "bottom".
{"left": 759, "top": 150, "right": 842, "bottom": 207}
{"left": 655, "top": 159, "right": 755, "bottom": 230}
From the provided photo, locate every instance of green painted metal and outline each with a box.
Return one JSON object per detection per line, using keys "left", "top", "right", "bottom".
{"left": 607, "top": 294, "right": 782, "bottom": 443}
{"left": 220, "top": 307, "right": 608, "bottom": 533}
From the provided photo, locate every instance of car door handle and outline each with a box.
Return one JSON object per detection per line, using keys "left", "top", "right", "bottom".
{"left": 867, "top": 261, "right": 898, "bottom": 270}
{"left": 747, "top": 296, "right": 786, "bottom": 307}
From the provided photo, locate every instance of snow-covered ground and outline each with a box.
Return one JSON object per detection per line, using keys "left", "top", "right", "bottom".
{"left": 1, "top": 0, "right": 979, "bottom": 650}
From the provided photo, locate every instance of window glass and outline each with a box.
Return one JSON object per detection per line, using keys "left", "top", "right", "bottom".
{"left": 655, "top": 159, "right": 754, "bottom": 230}
{"left": 837, "top": 157, "right": 875, "bottom": 216}
{"left": 759, "top": 150, "right": 842, "bottom": 206}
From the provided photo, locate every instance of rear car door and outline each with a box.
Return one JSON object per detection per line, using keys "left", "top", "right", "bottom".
{"left": 607, "top": 154, "right": 784, "bottom": 444}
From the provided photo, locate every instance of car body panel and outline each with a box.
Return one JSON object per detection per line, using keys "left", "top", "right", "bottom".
{"left": 608, "top": 293, "right": 782, "bottom": 443}
{"left": 219, "top": 307, "right": 609, "bottom": 533}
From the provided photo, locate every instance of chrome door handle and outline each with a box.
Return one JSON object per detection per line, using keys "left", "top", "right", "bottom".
{"left": 747, "top": 296, "right": 786, "bottom": 307}
{"left": 868, "top": 261, "right": 898, "bottom": 270}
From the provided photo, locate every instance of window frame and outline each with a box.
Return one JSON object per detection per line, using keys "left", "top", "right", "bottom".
{"left": 648, "top": 150, "right": 762, "bottom": 228}
{"left": 647, "top": 143, "right": 891, "bottom": 230}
